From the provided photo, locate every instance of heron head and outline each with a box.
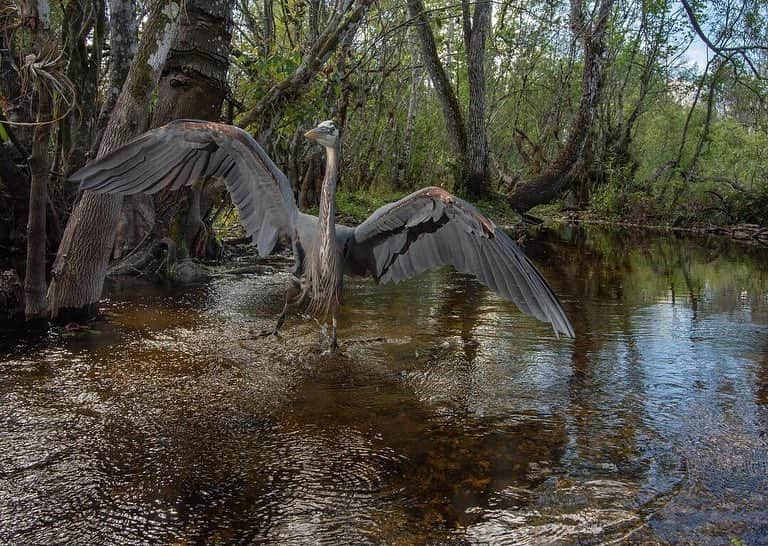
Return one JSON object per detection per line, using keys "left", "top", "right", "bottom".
{"left": 304, "top": 120, "right": 339, "bottom": 147}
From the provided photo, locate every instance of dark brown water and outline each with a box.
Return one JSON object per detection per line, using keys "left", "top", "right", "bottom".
{"left": 2, "top": 226, "right": 768, "bottom": 545}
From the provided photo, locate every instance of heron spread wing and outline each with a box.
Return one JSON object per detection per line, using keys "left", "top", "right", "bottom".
{"left": 70, "top": 119, "right": 298, "bottom": 256}
{"left": 350, "top": 187, "right": 574, "bottom": 337}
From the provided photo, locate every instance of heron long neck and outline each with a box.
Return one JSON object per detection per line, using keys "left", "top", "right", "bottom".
{"left": 304, "top": 144, "right": 340, "bottom": 317}
{"left": 318, "top": 145, "right": 338, "bottom": 251}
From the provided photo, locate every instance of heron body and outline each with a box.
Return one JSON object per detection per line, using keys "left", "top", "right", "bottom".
{"left": 71, "top": 119, "right": 574, "bottom": 351}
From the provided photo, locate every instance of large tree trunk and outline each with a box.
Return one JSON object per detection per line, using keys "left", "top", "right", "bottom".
{"left": 152, "top": 0, "right": 233, "bottom": 258}
{"left": 151, "top": 0, "right": 233, "bottom": 126}
{"left": 394, "top": 28, "right": 421, "bottom": 189}
{"left": 21, "top": 0, "right": 53, "bottom": 321}
{"left": 406, "top": 0, "right": 492, "bottom": 197}
{"left": 60, "top": 0, "right": 106, "bottom": 177}
{"left": 99, "top": 0, "right": 143, "bottom": 261}
{"left": 47, "top": 0, "right": 182, "bottom": 322}
{"left": 507, "top": 0, "right": 615, "bottom": 212}
{"left": 24, "top": 94, "right": 51, "bottom": 321}
{"left": 406, "top": 0, "right": 466, "bottom": 166}
{"left": 463, "top": 0, "right": 491, "bottom": 198}
{"left": 92, "top": 0, "right": 139, "bottom": 152}
{"left": 96, "top": 0, "right": 142, "bottom": 260}
{"left": 113, "top": 0, "right": 234, "bottom": 260}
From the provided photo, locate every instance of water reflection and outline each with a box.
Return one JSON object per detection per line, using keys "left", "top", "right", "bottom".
{"left": 1, "top": 225, "right": 768, "bottom": 544}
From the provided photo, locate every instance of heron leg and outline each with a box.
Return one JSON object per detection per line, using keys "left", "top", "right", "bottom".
{"left": 260, "top": 277, "right": 302, "bottom": 337}
{"left": 329, "top": 301, "right": 340, "bottom": 353}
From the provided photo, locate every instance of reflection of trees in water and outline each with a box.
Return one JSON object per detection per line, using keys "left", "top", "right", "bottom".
{"left": 643, "top": 239, "right": 703, "bottom": 316}
{"left": 539, "top": 224, "right": 768, "bottom": 496}
{"left": 540, "top": 228, "right": 676, "bottom": 473}
{"left": 560, "top": 227, "right": 649, "bottom": 465}
{"left": 756, "top": 337, "right": 768, "bottom": 407}
{"left": 527, "top": 225, "right": 631, "bottom": 303}
{"left": 433, "top": 271, "right": 484, "bottom": 363}
{"left": 280, "top": 359, "right": 568, "bottom": 541}
{"left": 567, "top": 287, "right": 649, "bottom": 471}
{"left": 540, "top": 225, "right": 768, "bottom": 318}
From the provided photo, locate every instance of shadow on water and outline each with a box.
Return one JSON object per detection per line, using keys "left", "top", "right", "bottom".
{"left": 2, "top": 225, "right": 768, "bottom": 544}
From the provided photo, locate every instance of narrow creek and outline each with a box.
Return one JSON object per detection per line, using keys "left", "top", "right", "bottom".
{"left": 2, "top": 225, "right": 767, "bottom": 544}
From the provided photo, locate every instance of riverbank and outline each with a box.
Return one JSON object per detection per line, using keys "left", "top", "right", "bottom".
{"left": 330, "top": 188, "right": 768, "bottom": 249}
{"left": 544, "top": 208, "right": 768, "bottom": 248}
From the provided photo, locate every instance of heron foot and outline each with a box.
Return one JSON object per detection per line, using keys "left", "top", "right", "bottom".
{"left": 248, "top": 328, "right": 280, "bottom": 339}
{"left": 321, "top": 342, "right": 339, "bottom": 356}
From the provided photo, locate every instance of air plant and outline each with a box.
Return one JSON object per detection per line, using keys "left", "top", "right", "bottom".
{"left": 19, "top": 42, "right": 77, "bottom": 124}
{"left": 0, "top": 0, "right": 77, "bottom": 127}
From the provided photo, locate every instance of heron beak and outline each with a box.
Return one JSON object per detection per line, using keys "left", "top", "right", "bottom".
{"left": 304, "top": 127, "right": 323, "bottom": 140}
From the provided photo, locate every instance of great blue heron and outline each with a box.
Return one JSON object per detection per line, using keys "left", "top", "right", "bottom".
{"left": 72, "top": 119, "right": 574, "bottom": 351}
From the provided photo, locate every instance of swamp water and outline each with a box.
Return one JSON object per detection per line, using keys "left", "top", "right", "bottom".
{"left": 1, "top": 225, "right": 767, "bottom": 545}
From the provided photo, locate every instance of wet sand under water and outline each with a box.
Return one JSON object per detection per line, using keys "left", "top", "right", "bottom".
{"left": 1, "top": 225, "right": 768, "bottom": 545}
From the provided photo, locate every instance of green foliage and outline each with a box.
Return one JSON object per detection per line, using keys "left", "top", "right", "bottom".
{"left": 330, "top": 187, "right": 522, "bottom": 226}
{"left": 224, "top": 0, "right": 768, "bottom": 229}
{"left": 473, "top": 195, "right": 523, "bottom": 226}
{"left": 585, "top": 84, "right": 768, "bottom": 227}
{"left": 721, "top": 184, "right": 768, "bottom": 225}
{"left": 333, "top": 186, "right": 406, "bottom": 224}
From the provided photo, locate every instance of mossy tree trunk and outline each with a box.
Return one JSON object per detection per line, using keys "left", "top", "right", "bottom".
{"left": 113, "top": 0, "right": 234, "bottom": 261}
{"left": 393, "top": 27, "right": 421, "bottom": 189}
{"left": 406, "top": 0, "right": 466, "bottom": 182}
{"left": 21, "top": 0, "right": 53, "bottom": 321}
{"left": 47, "top": 0, "right": 182, "bottom": 322}
{"left": 462, "top": 0, "right": 491, "bottom": 199}
{"left": 93, "top": 0, "right": 139, "bottom": 152}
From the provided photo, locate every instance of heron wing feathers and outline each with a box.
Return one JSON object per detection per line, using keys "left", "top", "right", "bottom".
{"left": 70, "top": 119, "right": 298, "bottom": 257}
{"left": 352, "top": 187, "right": 574, "bottom": 337}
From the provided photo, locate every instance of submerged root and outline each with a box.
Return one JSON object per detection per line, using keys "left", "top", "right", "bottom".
{"left": 108, "top": 237, "right": 210, "bottom": 283}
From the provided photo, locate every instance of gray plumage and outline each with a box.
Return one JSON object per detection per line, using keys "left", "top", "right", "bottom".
{"left": 71, "top": 120, "right": 297, "bottom": 257}
{"left": 72, "top": 119, "right": 575, "bottom": 349}
{"left": 303, "top": 144, "right": 341, "bottom": 319}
